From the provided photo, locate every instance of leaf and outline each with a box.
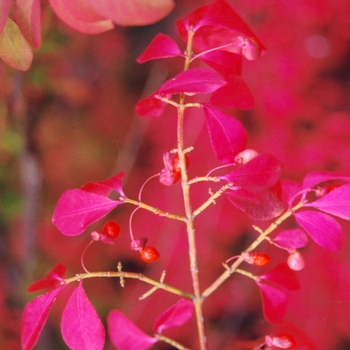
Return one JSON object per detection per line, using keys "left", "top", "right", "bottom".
{"left": 154, "top": 299, "right": 193, "bottom": 334}
{"left": 305, "top": 184, "right": 350, "bottom": 220}
{"left": 209, "top": 74, "right": 255, "bottom": 109}
{"left": 21, "top": 287, "right": 65, "bottom": 350}
{"left": 49, "top": 0, "right": 114, "bottom": 34}
{"left": 260, "top": 264, "right": 300, "bottom": 291}
{"left": 52, "top": 189, "right": 122, "bottom": 236}
{"left": 199, "top": 50, "right": 242, "bottom": 77}
{"left": 28, "top": 263, "right": 67, "bottom": 292}
{"left": 176, "top": 0, "right": 265, "bottom": 59}
{"left": 203, "top": 105, "right": 247, "bottom": 164}
{"left": 135, "top": 93, "right": 168, "bottom": 118}
{"left": 108, "top": 309, "right": 158, "bottom": 350}
{"left": 61, "top": 282, "right": 105, "bottom": 350}
{"left": 0, "top": 19, "right": 33, "bottom": 71}
{"left": 226, "top": 189, "right": 283, "bottom": 221}
{"left": 302, "top": 170, "right": 350, "bottom": 189}
{"left": 158, "top": 68, "right": 226, "bottom": 95}
{"left": 14, "top": 0, "right": 41, "bottom": 49}
{"left": 85, "top": 0, "right": 175, "bottom": 26}
{"left": 0, "top": 0, "right": 11, "bottom": 33}
{"left": 273, "top": 228, "right": 309, "bottom": 250}
{"left": 256, "top": 282, "right": 287, "bottom": 324}
{"left": 280, "top": 179, "right": 302, "bottom": 208}
{"left": 81, "top": 171, "right": 126, "bottom": 197}
{"left": 136, "top": 33, "right": 184, "bottom": 63}
{"left": 294, "top": 210, "right": 343, "bottom": 251}
{"left": 221, "top": 154, "right": 283, "bottom": 193}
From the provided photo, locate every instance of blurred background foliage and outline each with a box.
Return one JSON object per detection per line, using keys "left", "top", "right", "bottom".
{"left": 1, "top": 0, "right": 350, "bottom": 349}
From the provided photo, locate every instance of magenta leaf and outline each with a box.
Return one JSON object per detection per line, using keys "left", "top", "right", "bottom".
{"left": 81, "top": 171, "right": 126, "bottom": 197}
{"left": 176, "top": 0, "right": 265, "bottom": 59}
{"left": 52, "top": 189, "right": 122, "bottom": 236}
{"left": 198, "top": 50, "right": 242, "bottom": 77}
{"left": 61, "top": 282, "right": 105, "bottom": 350}
{"left": 221, "top": 154, "right": 283, "bottom": 193}
{"left": 226, "top": 189, "right": 283, "bottom": 221}
{"left": 154, "top": 299, "right": 193, "bottom": 334}
{"left": 158, "top": 68, "right": 226, "bottom": 95}
{"left": 294, "top": 210, "right": 343, "bottom": 251}
{"left": 136, "top": 33, "right": 185, "bottom": 63}
{"left": 108, "top": 309, "right": 158, "bottom": 350}
{"left": 21, "top": 287, "right": 65, "bottom": 350}
{"left": 273, "top": 228, "right": 309, "bottom": 250}
{"left": 302, "top": 170, "right": 350, "bottom": 189}
{"left": 256, "top": 282, "right": 287, "bottom": 324}
{"left": 135, "top": 93, "right": 168, "bottom": 118}
{"left": 260, "top": 264, "right": 300, "bottom": 291}
{"left": 28, "top": 263, "right": 67, "bottom": 292}
{"left": 0, "top": 0, "right": 11, "bottom": 33}
{"left": 203, "top": 105, "right": 247, "bottom": 164}
{"left": 49, "top": 0, "right": 114, "bottom": 34}
{"left": 210, "top": 74, "right": 255, "bottom": 109}
{"left": 305, "top": 184, "right": 350, "bottom": 220}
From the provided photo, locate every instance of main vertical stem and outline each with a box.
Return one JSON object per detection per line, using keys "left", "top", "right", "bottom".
{"left": 178, "top": 29, "right": 208, "bottom": 350}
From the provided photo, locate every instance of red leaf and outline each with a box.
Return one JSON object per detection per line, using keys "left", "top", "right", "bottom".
{"left": 136, "top": 33, "right": 184, "bottom": 63}
{"left": 203, "top": 105, "right": 247, "bottom": 164}
{"left": 28, "top": 263, "right": 67, "bottom": 292}
{"left": 21, "top": 287, "right": 64, "bottom": 350}
{"left": 210, "top": 74, "right": 255, "bottom": 109}
{"left": 221, "top": 154, "right": 283, "bottom": 193}
{"left": 0, "top": 19, "right": 33, "bottom": 71}
{"left": 273, "top": 228, "right": 309, "bottom": 250}
{"left": 199, "top": 50, "right": 242, "bottom": 77}
{"left": 256, "top": 282, "right": 288, "bottom": 324}
{"left": 305, "top": 184, "right": 350, "bottom": 220}
{"left": 14, "top": 0, "right": 41, "bottom": 49}
{"left": 302, "top": 170, "right": 350, "bottom": 189}
{"left": 135, "top": 93, "right": 168, "bottom": 118}
{"left": 85, "top": 0, "right": 175, "bottom": 26}
{"left": 260, "top": 264, "right": 300, "bottom": 291}
{"left": 159, "top": 68, "right": 226, "bottom": 95}
{"left": 52, "top": 189, "right": 122, "bottom": 236}
{"left": 49, "top": 0, "right": 114, "bottom": 34}
{"left": 176, "top": 0, "right": 265, "bottom": 59}
{"left": 81, "top": 171, "right": 125, "bottom": 197}
{"left": 0, "top": 0, "right": 11, "bottom": 33}
{"left": 154, "top": 299, "right": 193, "bottom": 334}
{"left": 294, "top": 210, "right": 343, "bottom": 251}
{"left": 108, "top": 309, "right": 158, "bottom": 350}
{"left": 61, "top": 282, "right": 105, "bottom": 350}
{"left": 226, "top": 189, "right": 283, "bottom": 221}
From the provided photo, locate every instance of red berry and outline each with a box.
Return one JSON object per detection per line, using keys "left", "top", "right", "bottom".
{"left": 103, "top": 221, "right": 120, "bottom": 239}
{"left": 140, "top": 246, "right": 160, "bottom": 263}
{"left": 172, "top": 153, "right": 189, "bottom": 173}
{"left": 252, "top": 253, "right": 271, "bottom": 266}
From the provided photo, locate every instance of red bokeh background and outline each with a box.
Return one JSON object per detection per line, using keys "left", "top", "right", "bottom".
{"left": 1, "top": 0, "right": 350, "bottom": 349}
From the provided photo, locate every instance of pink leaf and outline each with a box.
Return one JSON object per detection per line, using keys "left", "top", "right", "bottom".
{"left": 210, "top": 74, "right": 255, "bottom": 109}
{"left": 294, "top": 210, "right": 343, "bottom": 251}
{"left": 86, "top": 0, "right": 175, "bottom": 26}
{"left": 221, "top": 154, "right": 283, "bottom": 193}
{"left": 135, "top": 93, "right": 168, "bottom": 118}
{"left": 61, "top": 282, "right": 105, "bottom": 350}
{"left": 226, "top": 189, "right": 283, "bottom": 221}
{"left": 0, "top": 19, "right": 33, "bottom": 71}
{"left": 302, "top": 170, "right": 350, "bottom": 189}
{"left": 256, "top": 282, "right": 287, "bottom": 324}
{"left": 199, "top": 50, "right": 242, "bottom": 77}
{"left": 0, "top": 0, "right": 11, "bottom": 33}
{"left": 305, "top": 184, "right": 350, "bottom": 220}
{"left": 81, "top": 171, "right": 126, "bottom": 197}
{"left": 49, "top": 0, "right": 114, "bottom": 34}
{"left": 260, "top": 264, "right": 300, "bottom": 291}
{"left": 176, "top": 0, "right": 265, "bottom": 59}
{"left": 108, "top": 309, "right": 158, "bottom": 350}
{"left": 52, "top": 189, "right": 122, "bottom": 236}
{"left": 158, "top": 68, "right": 226, "bottom": 95}
{"left": 28, "top": 263, "right": 67, "bottom": 292}
{"left": 203, "top": 105, "right": 247, "bottom": 164}
{"left": 14, "top": 0, "right": 41, "bottom": 49}
{"left": 154, "top": 299, "right": 193, "bottom": 334}
{"left": 136, "top": 33, "right": 184, "bottom": 63}
{"left": 21, "top": 287, "right": 64, "bottom": 350}
{"left": 273, "top": 228, "right": 309, "bottom": 250}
